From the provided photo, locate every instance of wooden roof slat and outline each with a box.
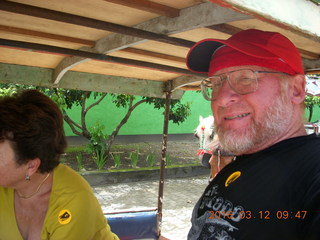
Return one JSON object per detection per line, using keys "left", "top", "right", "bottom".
{"left": 207, "top": 23, "right": 242, "bottom": 35}
{"left": 0, "top": 25, "right": 94, "bottom": 46}
{"left": 0, "top": 38, "right": 204, "bottom": 77}
{"left": 171, "top": 75, "right": 202, "bottom": 91}
{"left": 103, "top": 0, "right": 180, "bottom": 18}
{"left": 120, "top": 48, "right": 185, "bottom": 64}
{"left": 54, "top": 2, "right": 251, "bottom": 83}
{"left": 0, "top": 0, "right": 194, "bottom": 48}
{"left": 1, "top": 0, "right": 318, "bottom": 98}
{"left": 54, "top": 2, "right": 251, "bottom": 85}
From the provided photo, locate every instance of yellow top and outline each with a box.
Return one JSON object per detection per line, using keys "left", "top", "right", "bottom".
{"left": 0, "top": 164, "right": 119, "bottom": 240}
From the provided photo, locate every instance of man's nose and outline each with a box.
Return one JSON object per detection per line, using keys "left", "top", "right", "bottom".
{"left": 214, "top": 81, "right": 240, "bottom": 107}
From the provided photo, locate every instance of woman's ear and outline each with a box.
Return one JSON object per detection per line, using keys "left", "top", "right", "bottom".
{"left": 26, "top": 158, "right": 41, "bottom": 177}
{"left": 290, "top": 74, "right": 306, "bottom": 104}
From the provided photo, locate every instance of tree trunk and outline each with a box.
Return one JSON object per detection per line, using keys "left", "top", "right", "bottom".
{"left": 61, "top": 92, "right": 108, "bottom": 140}
{"left": 105, "top": 98, "right": 147, "bottom": 158}
{"left": 308, "top": 106, "right": 313, "bottom": 122}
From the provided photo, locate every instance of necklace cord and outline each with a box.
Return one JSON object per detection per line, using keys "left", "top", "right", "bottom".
{"left": 17, "top": 172, "right": 51, "bottom": 199}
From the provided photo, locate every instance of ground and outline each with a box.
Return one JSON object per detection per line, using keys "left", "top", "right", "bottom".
{"left": 61, "top": 140, "right": 201, "bottom": 172}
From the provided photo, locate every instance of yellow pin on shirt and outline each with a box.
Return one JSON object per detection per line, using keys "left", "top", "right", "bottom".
{"left": 225, "top": 171, "right": 241, "bottom": 187}
{"left": 58, "top": 209, "right": 72, "bottom": 225}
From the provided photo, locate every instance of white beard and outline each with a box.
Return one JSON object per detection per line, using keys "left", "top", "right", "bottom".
{"left": 216, "top": 93, "right": 293, "bottom": 155}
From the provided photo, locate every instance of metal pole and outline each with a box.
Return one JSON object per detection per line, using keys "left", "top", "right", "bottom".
{"left": 157, "top": 87, "right": 172, "bottom": 237}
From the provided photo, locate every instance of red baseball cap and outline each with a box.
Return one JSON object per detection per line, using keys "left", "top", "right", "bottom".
{"left": 186, "top": 29, "right": 304, "bottom": 76}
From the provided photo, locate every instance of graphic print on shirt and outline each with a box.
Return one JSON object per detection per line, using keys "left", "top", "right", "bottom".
{"left": 189, "top": 184, "right": 244, "bottom": 240}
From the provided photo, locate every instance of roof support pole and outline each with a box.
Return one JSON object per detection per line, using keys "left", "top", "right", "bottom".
{"left": 157, "top": 81, "right": 172, "bottom": 237}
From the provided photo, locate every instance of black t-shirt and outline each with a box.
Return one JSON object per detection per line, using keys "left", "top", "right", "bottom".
{"left": 188, "top": 134, "right": 320, "bottom": 240}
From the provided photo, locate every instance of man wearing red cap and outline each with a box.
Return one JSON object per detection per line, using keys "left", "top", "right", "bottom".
{"left": 186, "top": 29, "right": 320, "bottom": 239}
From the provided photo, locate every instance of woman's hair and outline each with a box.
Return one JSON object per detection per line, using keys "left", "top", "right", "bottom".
{"left": 0, "top": 90, "right": 67, "bottom": 173}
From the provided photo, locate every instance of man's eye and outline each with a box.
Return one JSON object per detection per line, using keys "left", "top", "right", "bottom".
{"left": 238, "top": 78, "right": 253, "bottom": 85}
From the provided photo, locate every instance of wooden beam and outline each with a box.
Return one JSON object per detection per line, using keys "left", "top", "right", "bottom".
{"left": 171, "top": 75, "right": 202, "bottom": 91}
{"left": 209, "top": 0, "right": 320, "bottom": 41}
{"left": 56, "top": 2, "right": 251, "bottom": 84}
{"left": 303, "top": 58, "right": 320, "bottom": 72}
{"left": 53, "top": 47, "right": 94, "bottom": 85}
{"left": 0, "top": 25, "right": 94, "bottom": 46}
{"left": 121, "top": 48, "right": 185, "bottom": 64}
{"left": 95, "top": 2, "right": 251, "bottom": 53}
{"left": 103, "top": 0, "right": 180, "bottom": 18}
{"left": 0, "top": 0, "right": 194, "bottom": 48}
{"left": 207, "top": 23, "right": 242, "bottom": 35}
{"left": 298, "top": 49, "right": 320, "bottom": 60}
{"left": 0, "top": 63, "right": 185, "bottom": 99}
{"left": 180, "top": 86, "right": 201, "bottom": 91}
{"left": 0, "top": 38, "right": 203, "bottom": 78}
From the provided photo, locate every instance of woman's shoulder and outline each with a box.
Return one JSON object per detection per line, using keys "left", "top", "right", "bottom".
{"left": 52, "top": 164, "right": 93, "bottom": 194}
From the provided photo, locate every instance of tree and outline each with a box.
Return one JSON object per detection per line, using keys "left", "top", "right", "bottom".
{"left": 0, "top": 84, "right": 191, "bottom": 160}
{"left": 305, "top": 74, "right": 320, "bottom": 122}
{"left": 305, "top": 95, "right": 320, "bottom": 122}
{"left": 102, "top": 94, "right": 191, "bottom": 158}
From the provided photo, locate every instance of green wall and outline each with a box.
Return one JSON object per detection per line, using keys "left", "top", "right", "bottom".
{"left": 64, "top": 91, "right": 320, "bottom": 136}
{"left": 306, "top": 105, "right": 320, "bottom": 123}
{"left": 64, "top": 91, "right": 212, "bottom": 136}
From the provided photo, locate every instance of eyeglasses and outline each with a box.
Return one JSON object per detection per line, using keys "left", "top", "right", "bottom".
{"left": 201, "top": 69, "right": 287, "bottom": 101}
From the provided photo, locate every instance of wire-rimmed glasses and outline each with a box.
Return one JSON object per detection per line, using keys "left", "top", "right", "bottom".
{"left": 201, "top": 69, "right": 287, "bottom": 101}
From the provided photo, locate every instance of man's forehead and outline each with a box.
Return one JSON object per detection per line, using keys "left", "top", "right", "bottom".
{"left": 212, "top": 65, "right": 276, "bottom": 76}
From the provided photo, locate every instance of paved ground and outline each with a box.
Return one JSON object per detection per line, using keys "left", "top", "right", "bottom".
{"left": 92, "top": 175, "right": 209, "bottom": 240}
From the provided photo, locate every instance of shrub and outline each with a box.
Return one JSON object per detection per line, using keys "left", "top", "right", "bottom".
{"left": 86, "top": 121, "right": 108, "bottom": 170}
{"left": 111, "top": 153, "right": 121, "bottom": 169}
{"left": 165, "top": 154, "right": 172, "bottom": 166}
{"left": 76, "top": 152, "right": 84, "bottom": 171}
{"left": 146, "top": 153, "right": 155, "bottom": 167}
{"left": 130, "top": 149, "right": 139, "bottom": 168}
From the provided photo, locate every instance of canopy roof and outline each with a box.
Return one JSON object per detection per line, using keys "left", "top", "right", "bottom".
{"left": 0, "top": 0, "right": 319, "bottom": 99}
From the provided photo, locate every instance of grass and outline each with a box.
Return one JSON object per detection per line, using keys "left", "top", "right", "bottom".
{"left": 129, "top": 149, "right": 139, "bottom": 168}
{"left": 93, "top": 149, "right": 107, "bottom": 170}
{"left": 146, "top": 153, "right": 155, "bottom": 167}
{"left": 76, "top": 152, "right": 84, "bottom": 171}
{"left": 81, "top": 163, "right": 201, "bottom": 173}
{"left": 110, "top": 153, "right": 121, "bottom": 169}
{"left": 64, "top": 142, "right": 198, "bottom": 172}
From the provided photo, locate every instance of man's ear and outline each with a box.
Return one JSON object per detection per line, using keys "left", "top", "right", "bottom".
{"left": 290, "top": 74, "right": 306, "bottom": 104}
{"left": 26, "top": 158, "right": 41, "bottom": 176}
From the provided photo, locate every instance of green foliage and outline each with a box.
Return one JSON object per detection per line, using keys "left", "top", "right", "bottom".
{"left": 86, "top": 121, "right": 109, "bottom": 170}
{"left": 59, "top": 156, "right": 66, "bottom": 164}
{"left": 304, "top": 95, "right": 320, "bottom": 122}
{"left": 144, "top": 97, "right": 191, "bottom": 125}
{"left": 129, "top": 149, "right": 139, "bottom": 168}
{"left": 0, "top": 84, "right": 33, "bottom": 96}
{"left": 76, "top": 152, "right": 84, "bottom": 171}
{"left": 93, "top": 148, "right": 107, "bottom": 170}
{"left": 49, "top": 89, "right": 106, "bottom": 110}
{"left": 111, "top": 94, "right": 133, "bottom": 108}
{"left": 111, "top": 153, "right": 121, "bottom": 169}
{"left": 169, "top": 101, "right": 191, "bottom": 124}
{"left": 146, "top": 153, "right": 155, "bottom": 167}
{"left": 165, "top": 154, "right": 172, "bottom": 166}
{"left": 86, "top": 121, "right": 108, "bottom": 154}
